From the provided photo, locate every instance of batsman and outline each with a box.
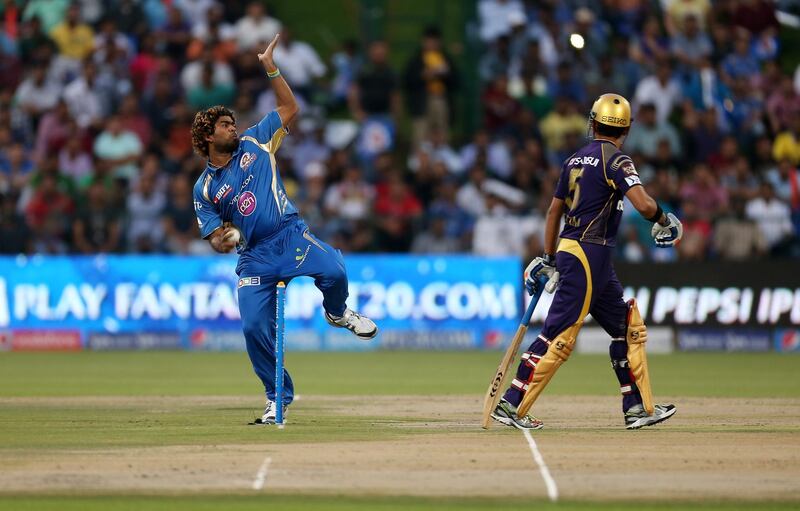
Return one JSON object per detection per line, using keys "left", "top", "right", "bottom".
{"left": 492, "top": 93, "right": 682, "bottom": 430}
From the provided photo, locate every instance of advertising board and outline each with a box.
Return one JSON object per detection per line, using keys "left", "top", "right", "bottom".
{"left": 1, "top": 257, "right": 796, "bottom": 351}
{"left": 0, "top": 255, "right": 521, "bottom": 350}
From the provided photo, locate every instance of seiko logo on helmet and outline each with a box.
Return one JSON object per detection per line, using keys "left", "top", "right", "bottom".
{"left": 601, "top": 115, "right": 627, "bottom": 125}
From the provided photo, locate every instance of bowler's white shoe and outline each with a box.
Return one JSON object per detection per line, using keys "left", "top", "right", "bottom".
{"left": 325, "top": 308, "right": 378, "bottom": 339}
{"left": 252, "top": 400, "right": 287, "bottom": 425}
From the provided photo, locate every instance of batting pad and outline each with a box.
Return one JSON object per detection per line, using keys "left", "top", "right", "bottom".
{"left": 626, "top": 299, "right": 654, "bottom": 415}
{"left": 517, "top": 323, "right": 579, "bottom": 417}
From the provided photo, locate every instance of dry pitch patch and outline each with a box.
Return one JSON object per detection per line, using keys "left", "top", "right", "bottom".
{"left": 0, "top": 395, "right": 798, "bottom": 501}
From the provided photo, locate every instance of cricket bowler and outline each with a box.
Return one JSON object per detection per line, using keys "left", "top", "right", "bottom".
{"left": 191, "top": 35, "right": 377, "bottom": 425}
{"left": 492, "top": 93, "right": 682, "bottom": 430}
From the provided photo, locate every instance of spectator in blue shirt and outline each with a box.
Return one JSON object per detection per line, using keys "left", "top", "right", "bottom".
{"left": 671, "top": 14, "right": 712, "bottom": 74}
{"left": 682, "top": 57, "right": 731, "bottom": 112}
{"left": 725, "top": 77, "right": 765, "bottom": 141}
{"left": 722, "top": 30, "right": 760, "bottom": 83}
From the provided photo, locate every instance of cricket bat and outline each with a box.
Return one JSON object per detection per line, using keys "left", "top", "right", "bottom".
{"left": 481, "top": 276, "right": 548, "bottom": 429}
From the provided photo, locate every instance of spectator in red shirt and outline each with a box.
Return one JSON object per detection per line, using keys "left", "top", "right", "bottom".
{"left": 3, "top": 1, "right": 20, "bottom": 43}
{"left": 129, "top": 33, "right": 159, "bottom": 92}
{"left": 482, "top": 75, "right": 519, "bottom": 133}
{"left": 163, "top": 103, "right": 194, "bottom": 163}
{"left": 25, "top": 173, "right": 73, "bottom": 231}
{"left": 118, "top": 93, "right": 152, "bottom": 148}
{"left": 374, "top": 170, "right": 422, "bottom": 252}
{"left": 33, "top": 100, "right": 73, "bottom": 162}
{"left": 729, "top": 0, "right": 778, "bottom": 36}
{"left": 707, "top": 135, "right": 739, "bottom": 177}
{"left": 676, "top": 200, "right": 712, "bottom": 261}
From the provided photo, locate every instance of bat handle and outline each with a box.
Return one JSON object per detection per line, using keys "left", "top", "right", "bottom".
{"left": 521, "top": 275, "right": 549, "bottom": 326}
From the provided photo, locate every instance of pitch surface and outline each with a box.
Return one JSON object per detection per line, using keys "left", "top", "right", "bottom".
{"left": 0, "top": 352, "right": 797, "bottom": 510}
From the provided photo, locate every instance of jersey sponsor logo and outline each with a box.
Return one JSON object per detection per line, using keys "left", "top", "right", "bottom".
{"left": 568, "top": 156, "right": 600, "bottom": 167}
{"left": 193, "top": 200, "right": 202, "bottom": 210}
{"left": 213, "top": 184, "right": 232, "bottom": 204}
{"left": 240, "top": 152, "right": 257, "bottom": 170}
{"left": 238, "top": 277, "right": 261, "bottom": 288}
{"left": 229, "top": 174, "right": 254, "bottom": 206}
{"left": 625, "top": 175, "right": 641, "bottom": 187}
{"left": 238, "top": 191, "right": 257, "bottom": 216}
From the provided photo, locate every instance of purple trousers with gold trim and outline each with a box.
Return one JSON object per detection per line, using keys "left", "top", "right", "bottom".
{"left": 503, "top": 238, "right": 644, "bottom": 413}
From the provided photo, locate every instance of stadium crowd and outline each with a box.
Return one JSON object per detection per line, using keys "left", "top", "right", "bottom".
{"left": 0, "top": 0, "right": 798, "bottom": 262}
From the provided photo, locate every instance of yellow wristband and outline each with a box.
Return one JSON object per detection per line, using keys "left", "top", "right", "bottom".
{"left": 267, "top": 68, "right": 281, "bottom": 79}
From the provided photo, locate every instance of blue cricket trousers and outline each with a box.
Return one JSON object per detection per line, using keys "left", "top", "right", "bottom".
{"left": 235, "top": 216, "right": 349, "bottom": 404}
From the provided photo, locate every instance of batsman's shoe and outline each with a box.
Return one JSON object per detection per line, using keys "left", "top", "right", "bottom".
{"left": 491, "top": 399, "right": 544, "bottom": 430}
{"left": 252, "top": 400, "right": 288, "bottom": 425}
{"left": 325, "top": 308, "right": 378, "bottom": 339}
{"left": 624, "top": 403, "right": 676, "bottom": 430}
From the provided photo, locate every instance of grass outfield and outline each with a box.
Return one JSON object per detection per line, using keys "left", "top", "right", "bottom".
{"left": 0, "top": 352, "right": 798, "bottom": 510}
{"left": 1, "top": 351, "right": 798, "bottom": 398}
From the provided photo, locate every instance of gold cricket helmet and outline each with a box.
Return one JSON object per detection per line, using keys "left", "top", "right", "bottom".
{"left": 589, "top": 93, "right": 632, "bottom": 128}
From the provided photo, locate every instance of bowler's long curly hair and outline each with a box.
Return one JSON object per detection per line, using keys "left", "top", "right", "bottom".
{"left": 191, "top": 106, "right": 235, "bottom": 157}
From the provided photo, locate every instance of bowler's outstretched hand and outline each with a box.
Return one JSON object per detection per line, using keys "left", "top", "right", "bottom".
{"left": 258, "top": 34, "right": 280, "bottom": 71}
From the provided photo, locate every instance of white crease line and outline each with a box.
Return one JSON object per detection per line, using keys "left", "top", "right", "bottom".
{"left": 252, "top": 456, "right": 272, "bottom": 491}
{"left": 522, "top": 429, "right": 558, "bottom": 502}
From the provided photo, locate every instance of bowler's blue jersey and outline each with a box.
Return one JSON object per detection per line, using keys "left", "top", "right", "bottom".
{"left": 554, "top": 139, "right": 642, "bottom": 247}
{"left": 192, "top": 111, "right": 298, "bottom": 248}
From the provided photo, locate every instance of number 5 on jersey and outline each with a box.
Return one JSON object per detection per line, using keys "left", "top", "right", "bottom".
{"left": 565, "top": 166, "right": 584, "bottom": 210}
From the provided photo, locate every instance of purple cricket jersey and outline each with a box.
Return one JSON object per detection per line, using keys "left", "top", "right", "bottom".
{"left": 554, "top": 139, "right": 642, "bottom": 247}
